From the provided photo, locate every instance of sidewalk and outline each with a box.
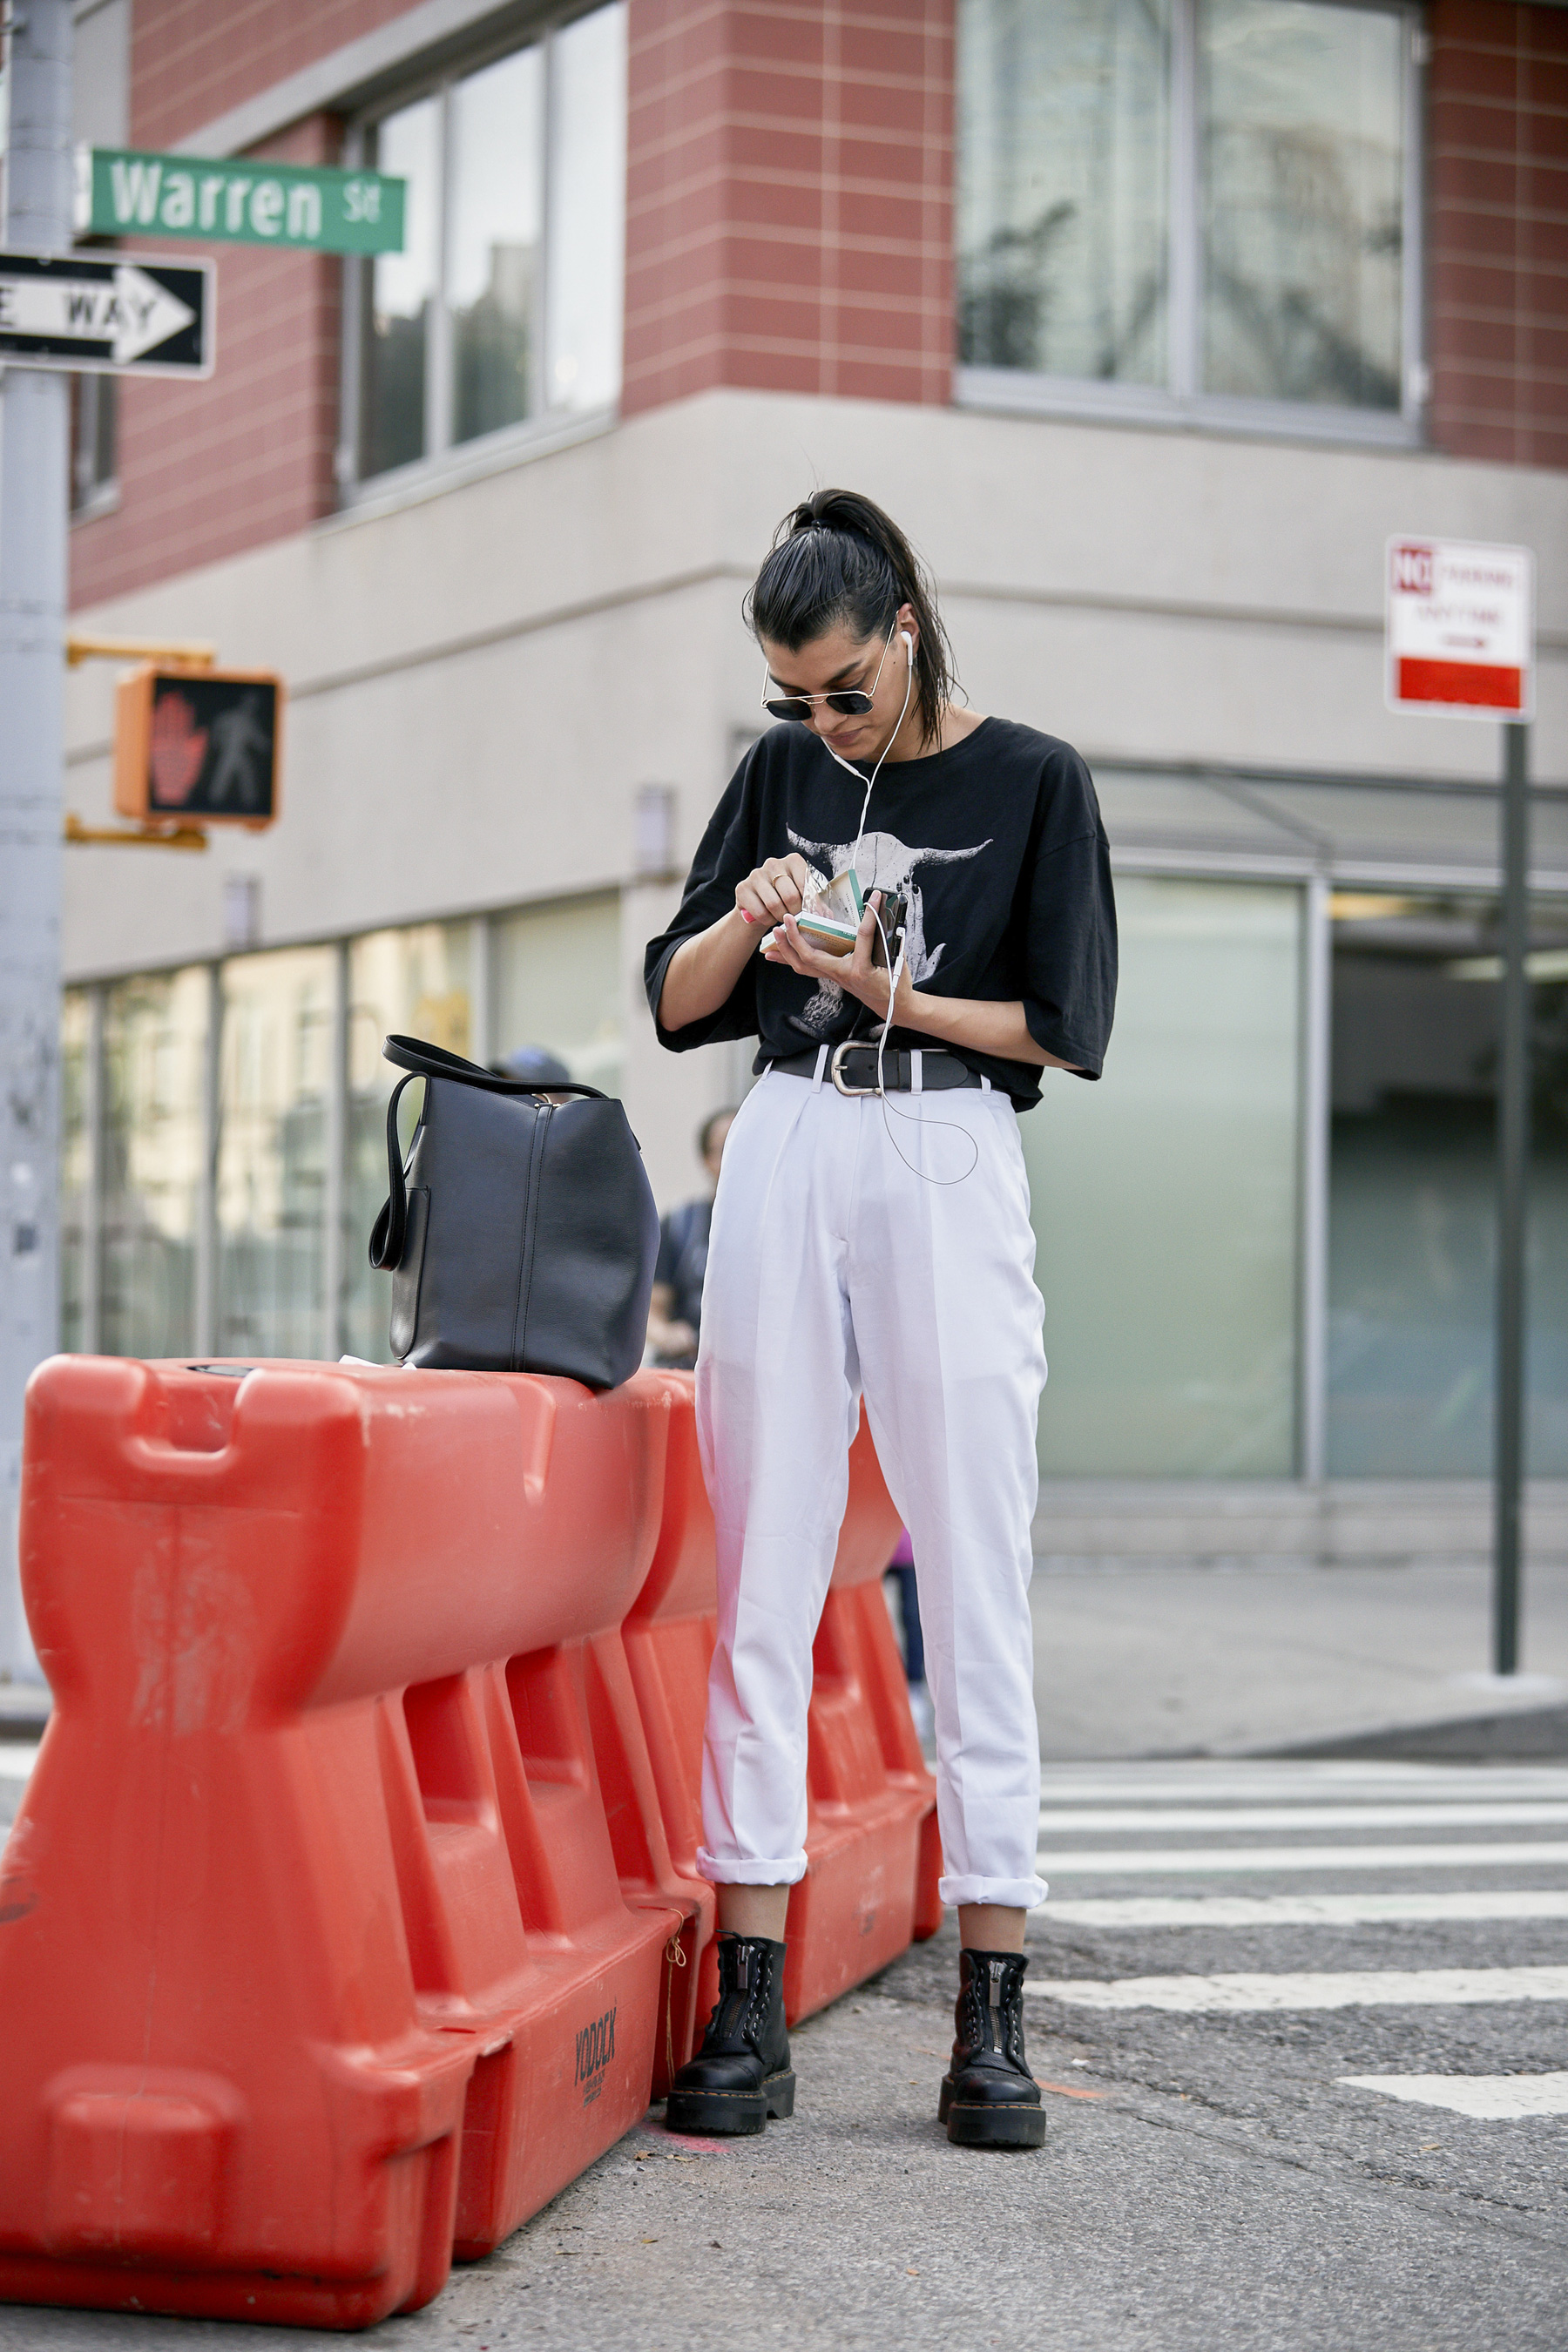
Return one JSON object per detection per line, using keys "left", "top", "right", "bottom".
{"left": 1031, "top": 1556, "right": 1568, "bottom": 1760}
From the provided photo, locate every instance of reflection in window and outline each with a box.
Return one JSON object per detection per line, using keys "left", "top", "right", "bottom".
{"left": 957, "top": 0, "right": 1411, "bottom": 418}
{"left": 215, "top": 950, "right": 334, "bottom": 1359}
{"left": 101, "top": 969, "right": 208, "bottom": 1359}
{"left": 1328, "top": 896, "right": 1568, "bottom": 1476}
{"left": 362, "top": 94, "right": 441, "bottom": 478}
{"left": 343, "top": 923, "right": 475, "bottom": 1362}
{"left": 544, "top": 3, "right": 629, "bottom": 414}
{"left": 356, "top": 3, "right": 627, "bottom": 482}
{"left": 959, "top": 0, "right": 1169, "bottom": 383}
{"left": 1202, "top": 0, "right": 1403, "bottom": 408}
{"left": 449, "top": 45, "right": 544, "bottom": 443}
{"left": 1021, "top": 877, "right": 1301, "bottom": 1477}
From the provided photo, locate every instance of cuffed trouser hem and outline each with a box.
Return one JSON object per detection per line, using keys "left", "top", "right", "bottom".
{"left": 698, "top": 1848, "right": 808, "bottom": 1887}
{"left": 939, "top": 1874, "right": 1049, "bottom": 1909}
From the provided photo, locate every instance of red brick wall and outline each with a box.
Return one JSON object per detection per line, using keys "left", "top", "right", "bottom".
{"left": 1428, "top": 0, "right": 1568, "bottom": 470}
{"left": 70, "top": 114, "right": 344, "bottom": 610}
{"left": 132, "top": 0, "right": 413, "bottom": 147}
{"left": 623, "top": 0, "right": 955, "bottom": 415}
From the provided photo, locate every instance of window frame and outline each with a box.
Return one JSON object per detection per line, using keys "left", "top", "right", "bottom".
{"left": 336, "top": 1, "right": 625, "bottom": 504}
{"left": 955, "top": 0, "right": 1428, "bottom": 447}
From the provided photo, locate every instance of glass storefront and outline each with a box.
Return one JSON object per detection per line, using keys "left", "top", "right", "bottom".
{"left": 1022, "top": 876, "right": 1302, "bottom": 1477}
{"left": 59, "top": 891, "right": 627, "bottom": 1373}
{"left": 1328, "top": 894, "right": 1568, "bottom": 1477}
{"left": 100, "top": 967, "right": 209, "bottom": 1361}
{"left": 216, "top": 949, "right": 335, "bottom": 1360}
{"left": 57, "top": 864, "right": 1568, "bottom": 1484}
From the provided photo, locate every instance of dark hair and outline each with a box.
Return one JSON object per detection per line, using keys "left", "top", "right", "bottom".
{"left": 699, "top": 1105, "right": 737, "bottom": 1159}
{"left": 744, "top": 489, "right": 956, "bottom": 751}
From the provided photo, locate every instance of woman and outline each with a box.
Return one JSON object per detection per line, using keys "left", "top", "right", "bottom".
{"left": 644, "top": 490, "right": 1116, "bottom": 2149}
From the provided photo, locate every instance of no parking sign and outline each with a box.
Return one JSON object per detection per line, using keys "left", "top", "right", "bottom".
{"left": 1386, "top": 537, "right": 1534, "bottom": 719}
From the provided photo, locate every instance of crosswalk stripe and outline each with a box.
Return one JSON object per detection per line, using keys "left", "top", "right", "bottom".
{"left": 1035, "top": 1803, "right": 1568, "bottom": 1833}
{"left": 1026, "top": 1966, "right": 1568, "bottom": 2013}
{"left": 1037, "top": 1841, "right": 1568, "bottom": 1875}
{"left": 1038, "top": 1890, "right": 1568, "bottom": 1929}
{"left": 0, "top": 1743, "right": 38, "bottom": 1777}
{"left": 1038, "top": 1773, "right": 1568, "bottom": 1803}
{"left": 1338, "top": 2073, "right": 1568, "bottom": 2119}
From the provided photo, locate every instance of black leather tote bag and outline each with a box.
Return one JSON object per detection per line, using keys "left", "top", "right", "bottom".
{"left": 368, "top": 1035, "right": 659, "bottom": 1388}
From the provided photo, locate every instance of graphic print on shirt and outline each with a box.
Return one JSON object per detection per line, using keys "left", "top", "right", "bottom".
{"left": 787, "top": 825, "right": 992, "bottom": 1036}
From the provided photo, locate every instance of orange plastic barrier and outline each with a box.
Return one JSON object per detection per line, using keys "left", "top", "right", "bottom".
{"left": 617, "top": 1374, "right": 940, "bottom": 2056}
{"left": 0, "top": 1356, "right": 679, "bottom": 2329}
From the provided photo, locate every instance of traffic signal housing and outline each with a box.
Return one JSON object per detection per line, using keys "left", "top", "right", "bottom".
{"left": 114, "top": 664, "right": 283, "bottom": 828}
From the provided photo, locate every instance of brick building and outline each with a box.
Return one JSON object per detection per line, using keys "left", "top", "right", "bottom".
{"left": 42, "top": 0, "right": 1568, "bottom": 1540}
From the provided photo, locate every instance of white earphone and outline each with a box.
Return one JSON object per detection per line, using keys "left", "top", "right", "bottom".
{"left": 900, "top": 629, "right": 914, "bottom": 666}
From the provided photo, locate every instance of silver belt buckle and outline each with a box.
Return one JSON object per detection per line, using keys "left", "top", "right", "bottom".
{"left": 830, "top": 1041, "right": 878, "bottom": 1097}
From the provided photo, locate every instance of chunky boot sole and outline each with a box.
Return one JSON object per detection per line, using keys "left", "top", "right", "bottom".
{"left": 939, "top": 2078, "right": 1047, "bottom": 2149}
{"left": 665, "top": 2068, "right": 795, "bottom": 2138}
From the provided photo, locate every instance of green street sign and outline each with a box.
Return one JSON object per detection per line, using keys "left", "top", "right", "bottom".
{"left": 80, "top": 147, "right": 405, "bottom": 256}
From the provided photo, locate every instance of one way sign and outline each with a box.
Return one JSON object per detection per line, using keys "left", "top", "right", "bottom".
{"left": 0, "top": 252, "right": 213, "bottom": 376}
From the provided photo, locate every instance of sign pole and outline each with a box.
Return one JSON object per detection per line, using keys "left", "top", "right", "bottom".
{"left": 0, "top": 0, "right": 73, "bottom": 1682}
{"left": 1493, "top": 718, "right": 1531, "bottom": 1676}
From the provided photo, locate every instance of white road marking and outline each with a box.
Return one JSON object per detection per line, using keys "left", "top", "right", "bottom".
{"left": 1038, "top": 1771, "right": 1568, "bottom": 1802}
{"left": 1338, "top": 2072, "right": 1568, "bottom": 2120}
{"left": 1037, "top": 1841, "right": 1568, "bottom": 1875}
{"left": 1039, "top": 1890, "right": 1568, "bottom": 1929}
{"left": 1036, "top": 1803, "right": 1568, "bottom": 1833}
{"left": 1027, "top": 1966, "right": 1568, "bottom": 2013}
{"left": 0, "top": 1742, "right": 38, "bottom": 1777}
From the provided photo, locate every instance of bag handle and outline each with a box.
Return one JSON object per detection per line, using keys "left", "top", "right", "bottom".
{"left": 368, "top": 1034, "right": 607, "bottom": 1271}
{"left": 382, "top": 1032, "right": 607, "bottom": 1099}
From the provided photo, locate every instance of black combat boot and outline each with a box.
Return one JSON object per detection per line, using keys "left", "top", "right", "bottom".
{"left": 664, "top": 1934, "right": 794, "bottom": 2137}
{"left": 938, "top": 1948, "right": 1046, "bottom": 2149}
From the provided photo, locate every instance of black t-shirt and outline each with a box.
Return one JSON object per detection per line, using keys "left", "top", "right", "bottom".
{"left": 644, "top": 717, "right": 1117, "bottom": 1108}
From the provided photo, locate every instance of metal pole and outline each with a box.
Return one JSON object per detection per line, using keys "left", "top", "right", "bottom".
{"left": 1299, "top": 873, "right": 1332, "bottom": 1487}
{"left": 0, "top": 0, "right": 74, "bottom": 1682}
{"left": 1493, "top": 720, "right": 1531, "bottom": 1675}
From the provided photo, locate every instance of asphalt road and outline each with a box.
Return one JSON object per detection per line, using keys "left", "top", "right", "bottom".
{"left": 1, "top": 1755, "right": 1565, "bottom": 2352}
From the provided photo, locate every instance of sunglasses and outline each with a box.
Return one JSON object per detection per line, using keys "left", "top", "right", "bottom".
{"left": 760, "top": 628, "right": 895, "bottom": 725}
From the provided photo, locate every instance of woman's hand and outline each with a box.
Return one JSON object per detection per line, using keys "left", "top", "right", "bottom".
{"left": 736, "top": 854, "right": 814, "bottom": 929}
{"left": 763, "top": 893, "right": 916, "bottom": 1025}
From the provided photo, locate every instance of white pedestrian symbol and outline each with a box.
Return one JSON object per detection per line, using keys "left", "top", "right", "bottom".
{"left": 206, "top": 694, "right": 271, "bottom": 809}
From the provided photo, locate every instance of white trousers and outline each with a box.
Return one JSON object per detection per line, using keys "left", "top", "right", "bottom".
{"left": 694, "top": 1059, "right": 1049, "bottom": 1909}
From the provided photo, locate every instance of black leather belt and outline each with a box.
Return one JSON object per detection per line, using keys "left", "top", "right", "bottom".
{"left": 768, "top": 1043, "right": 984, "bottom": 1097}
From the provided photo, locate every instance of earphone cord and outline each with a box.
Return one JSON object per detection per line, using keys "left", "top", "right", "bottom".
{"left": 868, "top": 902, "right": 979, "bottom": 1187}
{"left": 818, "top": 636, "right": 978, "bottom": 1184}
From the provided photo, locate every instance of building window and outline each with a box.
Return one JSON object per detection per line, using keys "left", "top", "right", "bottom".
{"left": 957, "top": 0, "right": 1419, "bottom": 433}
{"left": 354, "top": 1, "right": 627, "bottom": 484}
{"left": 71, "top": 373, "right": 118, "bottom": 517}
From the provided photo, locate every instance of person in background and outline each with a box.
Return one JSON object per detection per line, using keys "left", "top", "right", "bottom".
{"left": 885, "top": 1530, "right": 934, "bottom": 1745}
{"left": 490, "top": 1044, "right": 573, "bottom": 1097}
{"left": 645, "top": 1108, "right": 737, "bottom": 1369}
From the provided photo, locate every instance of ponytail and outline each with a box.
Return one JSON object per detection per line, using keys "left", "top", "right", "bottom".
{"left": 744, "top": 489, "right": 956, "bottom": 751}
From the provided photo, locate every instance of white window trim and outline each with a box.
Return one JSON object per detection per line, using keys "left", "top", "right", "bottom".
{"left": 337, "top": 5, "right": 622, "bottom": 503}
{"left": 956, "top": 0, "right": 1428, "bottom": 449}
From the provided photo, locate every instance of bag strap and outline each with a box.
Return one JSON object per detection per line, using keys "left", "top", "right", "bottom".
{"left": 368, "top": 1072, "right": 419, "bottom": 1270}
{"left": 382, "top": 1033, "right": 606, "bottom": 1099}
{"left": 368, "top": 1037, "right": 609, "bottom": 1271}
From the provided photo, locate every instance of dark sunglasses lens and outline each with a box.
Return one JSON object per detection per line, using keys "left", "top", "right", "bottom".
{"left": 763, "top": 698, "right": 812, "bottom": 721}
{"left": 824, "top": 691, "right": 875, "bottom": 716}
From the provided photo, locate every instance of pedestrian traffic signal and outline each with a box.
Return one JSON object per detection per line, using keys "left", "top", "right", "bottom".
{"left": 113, "top": 664, "right": 283, "bottom": 827}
